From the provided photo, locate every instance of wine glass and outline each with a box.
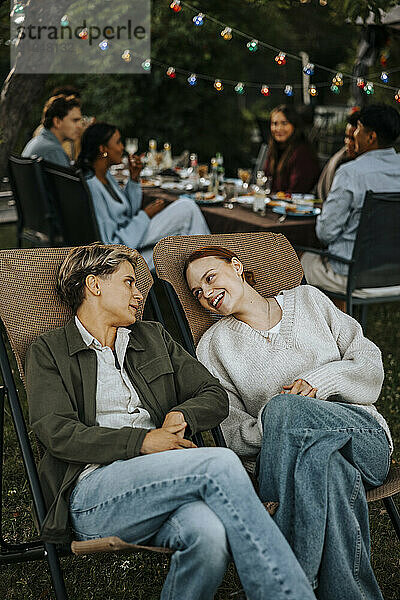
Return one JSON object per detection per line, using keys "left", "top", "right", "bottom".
{"left": 125, "top": 138, "right": 138, "bottom": 155}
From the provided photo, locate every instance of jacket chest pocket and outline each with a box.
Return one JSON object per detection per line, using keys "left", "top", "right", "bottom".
{"left": 136, "top": 356, "right": 176, "bottom": 411}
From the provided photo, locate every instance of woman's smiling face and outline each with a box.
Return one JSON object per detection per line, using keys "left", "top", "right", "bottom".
{"left": 186, "top": 255, "right": 246, "bottom": 316}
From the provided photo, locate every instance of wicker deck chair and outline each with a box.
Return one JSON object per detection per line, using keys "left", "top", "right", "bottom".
{"left": 0, "top": 247, "right": 172, "bottom": 600}
{"left": 153, "top": 232, "right": 400, "bottom": 540}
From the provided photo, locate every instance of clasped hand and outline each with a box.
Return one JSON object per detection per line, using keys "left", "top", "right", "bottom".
{"left": 140, "top": 411, "right": 197, "bottom": 455}
{"left": 281, "top": 378, "right": 317, "bottom": 398}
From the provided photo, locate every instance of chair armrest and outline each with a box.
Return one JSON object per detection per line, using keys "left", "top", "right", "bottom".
{"left": 294, "top": 245, "right": 354, "bottom": 266}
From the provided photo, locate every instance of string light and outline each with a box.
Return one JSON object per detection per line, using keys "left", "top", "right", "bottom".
{"left": 60, "top": 14, "right": 69, "bottom": 27}
{"left": 221, "top": 27, "right": 232, "bottom": 41}
{"left": 380, "top": 71, "right": 389, "bottom": 83}
{"left": 121, "top": 49, "right": 132, "bottom": 63}
{"left": 356, "top": 78, "right": 365, "bottom": 89}
{"left": 364, "top": 81, "right": 374, "bottom": 95}
{"left": 142, "top": 59, "right": 151, "bottom": 71}
{"left": 261, "top": 84, "right": 270, "bottom": 96}
{"left": 79, "top": 28, "right": 89, "bottom": 40}
{"left": 235, "top": 82, "right": 245, "bottom": 94}
{"left": 170, "top": 1, "right": 182, "bottom": 13}
{"left": 99, "top": 40, "right": 109, "bottom": 51}
{"left": 303, "top": 63, "right": 314, "bottom": 76}
{"left": 309, "top": 84, "right": 318, "bottom": 96}
{"left": 247, "top": 39, "right": 258, "bottom": 52}
{"left": 330, "top": 84, "right": 340, "bottom": 94}
{"left": 395, "top": 90, "right": 400, "bottom": 103}
{"left": 214, "top": 79, "right": 223, "bottom": 91}
{"left": 284, "top": 85, "right": 294, "bottom": 96}
{"left": 166, "top": 66, "right": 176, "bottom": 78}
{"left": 275, "top": 52, "right": 286, "bottom": 66}
{"left": 187, "top": 73, "right": 197, "bottom": 86}
{"left": 193, "top": 13, "right": 204, "bottom": 26}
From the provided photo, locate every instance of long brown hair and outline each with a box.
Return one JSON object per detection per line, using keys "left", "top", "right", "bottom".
{"left": 267, "top": 105, "right": 310, "bottom": 179}
{"left": 184, "top": 246, "right": 256, "bottom": 287}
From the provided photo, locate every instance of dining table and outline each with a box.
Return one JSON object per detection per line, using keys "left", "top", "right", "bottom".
{"left": 142, "top": 186, "right": 320, "bottom": 249}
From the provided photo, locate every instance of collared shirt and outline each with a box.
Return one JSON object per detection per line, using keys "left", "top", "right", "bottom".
{"left": 22, "top": 128, "right": 71, "bottom": 168}
{"left": 75, "top": 317, "right": 156, "bottom": 480}
{"left": 316, "top": 148, "right": 400, "bottom": 275}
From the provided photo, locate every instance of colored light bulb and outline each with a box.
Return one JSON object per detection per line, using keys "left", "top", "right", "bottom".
{"left": 99, "top": 40, "right": 109, "bottom": 51}
{"left": 261, "top": 85, "right": 270, "bottom": 96}
{"left": 142, "top": 59, "right": 151, "bottom": 71}
{"left": 79, "top": 28, "right": 88, "bottom": 39}
{"left": 60, "top": 14, "right": 69, "bottom": 27}
{"left": 303, "top": 62, "right": 314, "bottom": 76}
{"left": 357, "top": 78, "right": 365, "bottom": 88}
{"left": 309, "top": 85, "right": 318, "bottom": 96}
{"left": 284, "top": 85, "right": 294, "bottom": 97}
{"left": 395, "top": 90, "right": 400, "bottom": 103}
{"left": 166, "top": 67, "right": 176, "bottom": 79}
{"left": 364, "top": 81, "right": 374, "bottom": 95}
{"left": 275, "top": 52, "right": 286, "bottom": 66}
{"left": 170, "top": 1, "right": 182, "bottom": 12}
{"left": 193, "top": 13, "right": 204, "bottom": 26}
{"left": 330, "top": 84, "right": 340, "bottom": 94}
{"left": 214, "top": 79, "right": 223, "bottom": 91}
{"left": 221, "top": 27, "right": 232, "bottom": 41}
{"left": 235, "top": 82, "right": 245, "bottom": 94}
{"left": 381, "top": 71, "right": 389, "bottom": 83}
{"left": 188, "top": 73, "right": 197, "bottom": 86}
{"left": 247, "top": 39, "right": 258, "bottom": 52}
{"left": 122, "top": 50, "right": 132, "bottom": 63}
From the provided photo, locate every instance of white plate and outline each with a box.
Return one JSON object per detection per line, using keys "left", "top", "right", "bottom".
{"left": 236, "top": 195, "right": 255, "bottom": 205}
{"left": 272, "top": 205, "right": 321, "bottom": 218}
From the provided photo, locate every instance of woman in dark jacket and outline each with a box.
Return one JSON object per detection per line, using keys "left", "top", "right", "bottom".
{"left": 264, "top": 105, "right": 320, "bottom": 194}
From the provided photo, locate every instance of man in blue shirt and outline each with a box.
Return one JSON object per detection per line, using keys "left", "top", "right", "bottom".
{"left": 22, "top": 95, "right": 82, "bottom": 167}
{"left": 302, "top": 104, "right": 400, "bottom": 297}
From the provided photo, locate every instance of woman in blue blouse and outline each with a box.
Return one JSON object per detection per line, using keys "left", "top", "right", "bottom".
{"left": 77, "top": 123, "right": 210, "bottom": 268}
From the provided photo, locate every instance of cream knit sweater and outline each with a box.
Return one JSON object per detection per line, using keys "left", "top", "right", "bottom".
{"left": 196, "top": 285, "right": 392, "bottom": 457}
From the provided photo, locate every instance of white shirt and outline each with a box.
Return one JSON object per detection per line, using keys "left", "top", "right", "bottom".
{"left": 75, "top": 317, "right": 156, "bottom": 480}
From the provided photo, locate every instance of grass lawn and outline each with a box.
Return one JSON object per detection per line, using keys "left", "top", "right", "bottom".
{"left": 0, "top": 224, "right": 399, "bottom": 599}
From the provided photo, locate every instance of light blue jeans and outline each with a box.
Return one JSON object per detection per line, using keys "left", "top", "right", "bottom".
{"left": 69, "top": 447, "right": 315, "bottom": 600}
{"left": 258, "top": 394, "right": 390, "bottom": 600}
{"left": 140, "top": 197, "right": 210, "bottom": 270}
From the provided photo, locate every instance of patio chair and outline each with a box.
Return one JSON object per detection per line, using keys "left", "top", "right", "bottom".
{"left": 296, "top": 190, "right": 400, "bottom": 330}
{"left": 0, "top": 247, "right": 173, "bottom": 600}
{"left": 41, "top": 162, "right": 101, "bottom": 246}
{"left": 153, "top": 231, "right": 400, "bottom": 540}
{"left": 8, "top": 154, "right": 61, "bottom": 247}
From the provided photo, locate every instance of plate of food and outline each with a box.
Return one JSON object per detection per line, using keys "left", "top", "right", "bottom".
{"left": 140, "top": 178, "right": 161, "bottom": 188}
{"left": 236, "top": 195, "right": 255, "bottom": 205}
{"left": 272, "top": 205, "right": 321, "bottom": 218}
{"left": 191, "top": 192, "right": 225, "bottom": 206}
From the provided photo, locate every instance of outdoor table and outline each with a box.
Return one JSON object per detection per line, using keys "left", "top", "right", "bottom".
{"left": 142, "top": 186, "right": 320, "bottom": 249}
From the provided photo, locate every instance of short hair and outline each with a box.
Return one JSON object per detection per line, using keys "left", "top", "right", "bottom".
{"left": 49, "top": 85, "right": 81, "bottom": 99}
{"left": 346, "top": 109, "right": 361, "bottom": 128}
{"left": 56, "top": 243, "right": 138, "bottom": 312}
{"left": 358, "top": 104, "right": 400, "bottom": 146}
{"left": 42, "top": 95, "right": 81, "bottom": 129}
{"left": 184, "top": 246, "right": 256, "bottom": 287}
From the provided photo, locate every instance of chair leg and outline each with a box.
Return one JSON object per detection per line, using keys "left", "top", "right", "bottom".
{"left": 382, "top": 496, "right": 400, "bottom": 541}
{"left": 45, "top": 543, "right": 69, "bottom": 599}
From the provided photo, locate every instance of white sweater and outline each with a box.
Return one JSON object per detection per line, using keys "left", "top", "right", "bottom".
{"left": 196, "top": 285, "right": 392, "bottom": 457}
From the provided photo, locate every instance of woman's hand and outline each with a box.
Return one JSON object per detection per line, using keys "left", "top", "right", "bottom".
{"left": 281, "top": 379, "right": 317, "bottom": 398}
{"left": 128, "top": 153, "right": 144, "bottom": 182}
{"left": 162, "top": 411, "right": 186, "bottom": 439}
{"left": 140, "top": 423, "right": 197, "bottom": 454}
{"left": 144, "top": 198, "right": 165, "bottom": 218}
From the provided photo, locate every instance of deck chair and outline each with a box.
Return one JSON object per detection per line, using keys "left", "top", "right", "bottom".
{"left": 296, "top": 191, "right": 400, "bottom": 330}
{"left": 153, "top": 231, "right": 400, "bottom": 540}
{"left": 0, "top": 247, "right": 173, "bottom": 600}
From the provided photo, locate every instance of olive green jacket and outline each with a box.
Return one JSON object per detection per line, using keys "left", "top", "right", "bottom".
{"left": 26, "top": 318, "right": 228, "bottom": 543}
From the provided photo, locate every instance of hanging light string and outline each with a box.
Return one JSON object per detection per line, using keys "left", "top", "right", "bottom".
{"left": 173, "top": 1, "right": 399, "bottom": 92}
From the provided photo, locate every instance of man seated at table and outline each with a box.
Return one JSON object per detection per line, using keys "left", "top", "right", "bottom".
{"left": 317, "top": 108, "right": 360, "bottom": 203}
{"left": 302, "top": 104, "right": 400, "bottom": 297}
{"left": 22, "top": 95, "right": 82, "bottom": 167}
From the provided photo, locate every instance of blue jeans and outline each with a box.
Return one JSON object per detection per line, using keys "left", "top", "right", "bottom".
{"left": 258, "top": 394, "right": 390, "bottom": 600}
{"left": 69, "top": 447, "right": 315, "bottom": 600}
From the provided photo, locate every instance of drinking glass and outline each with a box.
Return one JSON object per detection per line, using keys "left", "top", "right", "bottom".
{"left": 125, "top": 138, "right": 138, "bottom": 155}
